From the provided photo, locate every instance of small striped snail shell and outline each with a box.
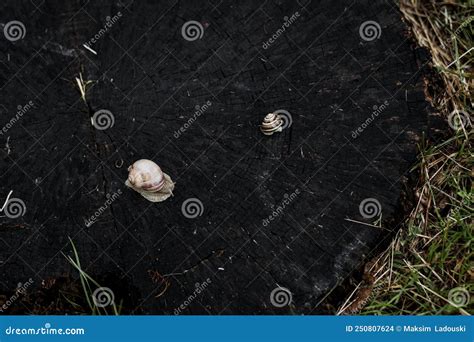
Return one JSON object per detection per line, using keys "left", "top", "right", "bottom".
{"left": 125, "top": 159, "right": 175, "bottom": 202}
{"left": 260, "top": 113, "right": 283, "bottom": 136}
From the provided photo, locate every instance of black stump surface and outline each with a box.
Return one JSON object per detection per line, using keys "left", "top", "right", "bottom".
{"left": 0, "top": 0, "right": 438, "bottom": 314}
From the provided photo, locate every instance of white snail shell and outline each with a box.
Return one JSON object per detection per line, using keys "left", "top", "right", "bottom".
{"left": 260, "top": 113, "right": 283, "bottom": 136}
{"left": 125, "top": 159, "right": 175, "bottom": 202}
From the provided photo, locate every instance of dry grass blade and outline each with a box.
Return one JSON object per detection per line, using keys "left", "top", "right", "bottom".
{"left": 339, "top": 0, "right": 473, "bottom": 315}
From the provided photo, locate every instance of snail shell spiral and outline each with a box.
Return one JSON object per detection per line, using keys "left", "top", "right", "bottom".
{"left": 260, "top": 113, "right": 283, "bottom": 136}
{"left": 125, "top": 159, "right": 175, "bottom": 202}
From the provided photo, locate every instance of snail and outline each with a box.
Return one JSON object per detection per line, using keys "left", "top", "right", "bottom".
{"left": 125, "top": 159, "right": 175, "bottom": 202}
{"left": 260, "top": 113, "right": 283, "bottom": 136}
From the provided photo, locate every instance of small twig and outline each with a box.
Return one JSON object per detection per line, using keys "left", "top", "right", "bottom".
{"left": 5, "top": 136, "right": 11, "bottom": 155}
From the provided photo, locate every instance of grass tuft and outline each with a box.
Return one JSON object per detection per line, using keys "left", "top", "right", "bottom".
{"left": 339, "top": 0, "right": 473, "bottom": 315}
{"left": 63, "top": 238, "right": 122, "bottom": 315}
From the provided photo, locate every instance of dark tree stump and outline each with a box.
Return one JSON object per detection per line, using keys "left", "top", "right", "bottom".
{"left": 0, "top": 0, "right": 440, "bottom": 314}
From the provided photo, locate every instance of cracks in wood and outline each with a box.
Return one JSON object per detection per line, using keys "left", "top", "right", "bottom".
{"left": 65, "top": 1, "right": 121, "bottom": 236}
